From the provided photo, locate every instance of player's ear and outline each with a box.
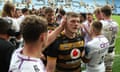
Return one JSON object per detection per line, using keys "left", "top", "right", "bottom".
{"left": 40, "top": 33, "right": 44, "bottom": 42}
{"left": 40, "top": 32, "right": 47, "bottom": 42}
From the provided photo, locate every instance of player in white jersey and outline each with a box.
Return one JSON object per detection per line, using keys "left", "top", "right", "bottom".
{"left": 9, "top": 14, "right": 65, "bottom": 72}
{"left": 9, "top": 48, "right": 46, "bottom": 72}
{"left": 9, "top": 15, "right": 47, "bottom": 72}
{"left": 101, "top": 5, "right": 119, "bottom": 72}
{"left": 82, "top": 21, "right": 109, "bottom": 72}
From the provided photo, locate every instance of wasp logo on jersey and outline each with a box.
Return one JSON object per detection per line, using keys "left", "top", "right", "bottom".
{"left": 71, "top": 48, "right": 80, "bottom": 59}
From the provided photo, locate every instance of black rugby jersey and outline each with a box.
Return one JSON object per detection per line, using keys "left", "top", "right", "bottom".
{"left": 47, "top": 33, "right": 84, "bottom": 72}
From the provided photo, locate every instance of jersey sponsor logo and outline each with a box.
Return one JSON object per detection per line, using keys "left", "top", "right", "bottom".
{"left": 70, "top": 48, "right": 80, "bottom": 59}
{"left": 59, "top": 41, "right": 84, "bottom": 50}
{"left": 33, "top": 65, "right": 40, "bottom": 72}
{"left": 109, "top": 26, "right": 117, "bottom": 31}
{"left": 100, "top": 42, "right": 109, "bottom": 48}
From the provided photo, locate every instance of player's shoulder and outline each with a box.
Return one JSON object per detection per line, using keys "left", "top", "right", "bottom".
{"left": 86, "top": 35, "right": 108, "bottom": 46}
{"left": 10, "top": 48, "right": 23, "bottom": 63}
{"left": 111, "top": 20, "right": 119, "bottom": 26}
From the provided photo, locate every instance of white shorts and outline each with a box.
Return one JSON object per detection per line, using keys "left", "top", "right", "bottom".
{"left": 86, "top": 62, "right": 105, "bottom": 72}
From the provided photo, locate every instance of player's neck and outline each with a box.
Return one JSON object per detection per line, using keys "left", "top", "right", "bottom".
{"left": 22, "top": 42, "right": 42, "bottom": 58}
{"left": 104, "top": 16, "right": 111, "bottom": 20}
{"left": 92, "top": 33, "right": 101, "bottom": 39}
{"left": 64, "top": 30, "right": 76, "bottom": 39}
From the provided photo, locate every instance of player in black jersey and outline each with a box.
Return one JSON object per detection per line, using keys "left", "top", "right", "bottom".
{"left": 46, "top": 12, "right": 84, "bottom": 72}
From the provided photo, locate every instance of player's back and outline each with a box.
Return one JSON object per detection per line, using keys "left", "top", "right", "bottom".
{"left": 86, "top": 35, "right": 109, "bottom": 67}
{"left": 101, "top": 20, "right": 119, "bottom": 46}
{"left": 9, "top": 48, "right": 46, "bottom": 72}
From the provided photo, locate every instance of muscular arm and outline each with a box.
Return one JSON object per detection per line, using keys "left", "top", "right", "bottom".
{"left": 46, "top": 25, "right": 63, "bottom": 47}
{"left": 46, "top": 16, "right": 66, "bottom": 48}
{"left": 46, "top": 56, "right": 57, "bottom": 72}
{"left": 81, "top": 48, "right": 91, "bottom": 63}
{"left": 81, "top": 45, "right": 91, "bottom": 63}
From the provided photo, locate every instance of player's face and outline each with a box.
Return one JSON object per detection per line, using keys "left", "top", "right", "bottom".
{"left": 16, "top": 10, "right": 22, "bottom": 17}
{"left": 46, "top": 12, "right": 55, "bottom": 24}
{"left": 95, "top": 12, "right": 103, "bottom": 20}
{"left": 79, "top": 15, "right": 84, "bottom": 23}
{"left": 25, "top": 11, "right": 30, "bottom": 15}
{"left": 87, "top": 15, "right": 93, "bottom": 22}
{"left": 65, "top": 17, "right": 80, "bottom": 33}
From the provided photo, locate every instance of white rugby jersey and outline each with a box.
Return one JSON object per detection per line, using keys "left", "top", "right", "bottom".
{"left": 101, "top": 20, "right": 119, "bottom": 47}
{"left": 85, "top": 35, "right": 109, "bottom": 69}
{"left": 9, "top": 48, "right": 46, "bottom": 72}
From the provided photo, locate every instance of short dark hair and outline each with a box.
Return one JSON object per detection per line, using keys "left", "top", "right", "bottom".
{"left": 59, "top": 9, "right": 66, "bottom": 16}
{"left": 87, "top": 13, "right": 93, "bottom": 16}
{"left": 20, "top": 15, "right": 48, "bottom": 43}
{"left": 92, "top": 21, "right": 102, "bottom": 33}
{"left": 22, "top": 8, "right": 29, "bottom": 14}
{"left": 0, "top": 18, "right": 12, "bottom": 34}
{"left": 16, "top": 8, "right": 20, "bottom": 11}
{"left": 79, "top": 13, "right": 87, "bottom": 20}
{"left": 45, "top": 7, "right": 54, "bottom": 14}
{"left": 101, "top": 5, "right": 112, "bottom": 17}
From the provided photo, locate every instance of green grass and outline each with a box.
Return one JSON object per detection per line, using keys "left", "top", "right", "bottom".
{"left": 112, "top": 15, "right": 120, "bottom": 24}
{"left": 115, "top": 38, "right": 120, "bottom": 54}
{"left": 112, "top": 15, "right": 120, "bottom": 54}
{"left": 113, "top": 56, "right": 120, "bottom": 72}
{"left": 112, "top": 15, "right": 120, "bottom": 72}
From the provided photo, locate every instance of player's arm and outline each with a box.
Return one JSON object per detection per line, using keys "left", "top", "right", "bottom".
{"left": 46, "top": 25, "right": 63, "bottom": 47}
{"left": 81, "top": 55, "right": 91, "bottom": 63}
{"left": 46, "top": 17, "right": 66, "bottom": 47}
{"left": 81, "top": 45, "right": 91, "bottom": 63}
{"left": 80, "top": 48, "right": 85, "bottom": 57}
{"left": 46, "top": 39, "right": 59, "bottom": 72}
{"left": 81, "top": 48, "right": 91, "bottom": 63}
{"left": 46, "top": 56, "right": 57, "bottom": 72}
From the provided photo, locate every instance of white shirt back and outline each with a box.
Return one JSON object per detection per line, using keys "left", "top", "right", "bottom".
{"left": 101, "top": 20, "right": 119, "bottom": 47}
{"left": 85, "top": 35, "right": 109, "bottom": 66}
{"left": 9, "top": 48, "right": 46, "bottom": 72}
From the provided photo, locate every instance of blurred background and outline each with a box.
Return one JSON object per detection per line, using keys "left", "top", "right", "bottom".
{"left": 0, "top": 0, "right": 120, "bottom": 14}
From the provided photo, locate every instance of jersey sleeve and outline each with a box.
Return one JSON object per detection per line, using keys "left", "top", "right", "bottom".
{"left": 46, "top": 39, "right": 59, "bottom": 57}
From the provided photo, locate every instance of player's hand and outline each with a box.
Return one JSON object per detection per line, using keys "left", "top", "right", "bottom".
{"left": 60, "top": 16, "right": 67, "bottom": 29}
{"left": 40, "top": 53, "right": 46, "bottom": 60}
